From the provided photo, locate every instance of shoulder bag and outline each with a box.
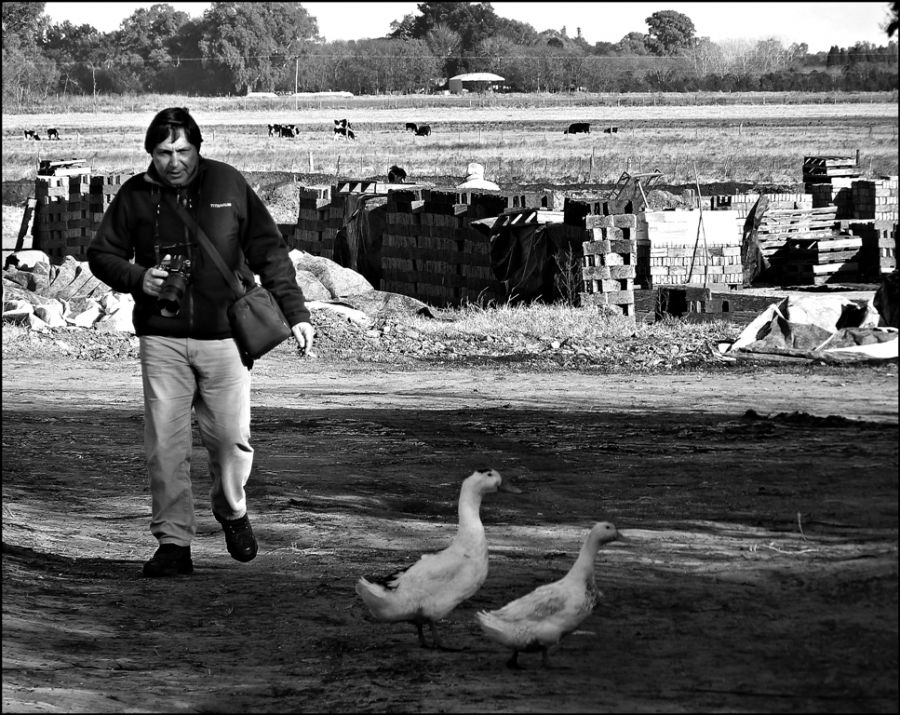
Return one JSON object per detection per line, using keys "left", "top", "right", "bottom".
{"left": 167, "top": 196, "right": 292, "bottom": 365}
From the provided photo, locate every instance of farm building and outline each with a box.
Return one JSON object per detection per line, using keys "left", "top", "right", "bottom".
{"left": 448, "top": 72, "right": 504, "bottom": 94}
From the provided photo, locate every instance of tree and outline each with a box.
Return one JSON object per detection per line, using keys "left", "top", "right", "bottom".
{"left": 389, "top": 2, "right": 536, "bottom": 52}
{"left": 2, "top": 2, "right": 57, "bottom": 105}
{"left": 105, "top": 4, "right": 191, "bottom": 91}
{"left": 645, "top": 10, "right": 696, "bottom": 55}
{"left": 886, "top": 1, "right": 899, "bottom": 38}
{"left": 2, "top": 1, "right": 49, "bottom": 48}
{"left": 616, "top": 32, "right": 650, "bottom": 55}
{"left": 425, "top": 23, "right": 461, "bottom": 77}
{"left": 198, "top": 2, "right": 319, "bottom": 94}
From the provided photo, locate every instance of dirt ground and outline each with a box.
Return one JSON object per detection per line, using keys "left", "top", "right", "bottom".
{"left": 2, "top": 352, "right": 898, "bottom": 713}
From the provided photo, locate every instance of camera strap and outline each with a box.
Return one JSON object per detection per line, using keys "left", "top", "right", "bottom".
{"left": 164, "top": 194, "right": 246, "bottom": 300}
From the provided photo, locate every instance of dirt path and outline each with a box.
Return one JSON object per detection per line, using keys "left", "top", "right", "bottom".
{"left": 3, "top": 358, "right": 898, "bottom": 713}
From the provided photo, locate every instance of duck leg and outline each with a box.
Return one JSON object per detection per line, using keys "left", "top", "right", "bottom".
{"left": 541, "top": 647, "right": 551, "bottom": 668}
{"left": 429, "top": 622, "right": 464, "bottom": 652}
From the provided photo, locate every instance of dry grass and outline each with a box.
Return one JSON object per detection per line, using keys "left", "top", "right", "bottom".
{"left": 2, "top": 92, "right": 897, "bottom": 185}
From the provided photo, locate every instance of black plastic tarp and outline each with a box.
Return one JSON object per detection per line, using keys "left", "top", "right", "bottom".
{"left": 478, "top": 220, "right": 583, "bottom": 303}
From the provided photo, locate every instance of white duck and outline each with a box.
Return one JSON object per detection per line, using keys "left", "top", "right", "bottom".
{"left": 356, "top": 468, "right": 506, "bottom": 649}
{"left": 476, "top": 521, "right": 619, "bottom": 668}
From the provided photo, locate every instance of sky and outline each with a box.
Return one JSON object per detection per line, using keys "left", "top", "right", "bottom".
{"left": 41, "top": 2, "right": 896, "bottom": 53}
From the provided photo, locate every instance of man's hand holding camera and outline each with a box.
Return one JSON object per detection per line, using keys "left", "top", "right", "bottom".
{"left": 142, "top": 263, "right": 169, "bottom": 298}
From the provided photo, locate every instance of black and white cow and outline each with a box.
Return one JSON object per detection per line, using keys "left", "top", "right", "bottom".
{"left": 47, "top": 128, "right": 60, "bottom": 140}
{"left": 268, "top": 123, "right": 280, "bottom": 137}
{"left": 23, "top": 129, "right": 40, "bottom": 140}
{"left": 333, "top": 118, "right": 355, "bottom": 140}
{"left": 405, "top": 122, "right": 417, "bottom": 132}
{"left": 603, "top": 126, "right": 618, "bottom": 134}
{"left": 279, "top": 124, "right": 299, "bottom": 137}
{"left": 564, "top": 122, "right": 590, "bottom": 135}
{"left": 414, "top": 124, "right": 431, "bottom": 137}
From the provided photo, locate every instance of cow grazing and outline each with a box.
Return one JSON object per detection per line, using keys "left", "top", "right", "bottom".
{"left": 415, "top": 125, "right": 431, "bottom": 137}
{"left": 603, "top": 126, "right": 618, "bottom": 134}
{"left": 564, "top": 122, "right": 590, "bottom": 135}
{"left": 23, "top": 129, "right": 40, "bottom": 140}
{"left": 279, "top": 124, "right": 299, "bottom": 137}
{"left": 334, "top": 118, "right": 355, "bottom": 140}
{"left": 405, "top": 122, "right": 417, "bottom": 132}
{"left": 47, "top": 128, "right": 60, "bottom": 140}
{"left": 387, "top": 165, "right": 407, "bottom": 183}
{"left": 268, "top": 123, "right": 280, "bottom": 137}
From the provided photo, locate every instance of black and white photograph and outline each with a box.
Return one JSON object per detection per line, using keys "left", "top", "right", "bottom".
{"left": 2, "top": 2, "right": 898, "bottom": 712}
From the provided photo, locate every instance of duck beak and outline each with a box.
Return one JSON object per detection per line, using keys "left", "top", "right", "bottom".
{"left": 497, "top": 478, "right": 522, "bottom": 494}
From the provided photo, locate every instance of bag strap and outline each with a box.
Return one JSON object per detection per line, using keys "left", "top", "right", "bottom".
{"left": 164, "top": 193, "right": 245, "bottom": 299}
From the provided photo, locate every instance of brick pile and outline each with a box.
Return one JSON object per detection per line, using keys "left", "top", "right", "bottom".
{"left": 635, "top": 210, "right": 744, "bottom": 289}
{"left": 378, "top": 188, "right": 548, "bottom": 305}
{"left": 705, "top": 192, "right": 812, "bottom": 219}
{"left": 579, "top": 214, "right": 637, "bottom": 315}
{"left": 851, "top": 176, "right": 899, "bottom": 221}
{"left": 34, "top": 173, "right": 92, "bottom": 262}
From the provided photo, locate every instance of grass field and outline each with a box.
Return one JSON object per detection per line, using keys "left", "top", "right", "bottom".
{"left": 2, "top": 91, "right": 897, "bottom": 187}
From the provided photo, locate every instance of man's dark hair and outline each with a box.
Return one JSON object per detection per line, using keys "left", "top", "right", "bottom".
{"left": 144, "top": 107, "right": 203, "bottom": 154}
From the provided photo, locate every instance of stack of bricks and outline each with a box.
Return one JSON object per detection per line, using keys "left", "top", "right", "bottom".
{"left": 833, "top": 176, "right": 899, "bottom": 280}
{"left": 380, "top": 188, "right": 548, "bottom": 305}
{"left": 780, "top": 232, "right": 863, "bottom": 285}
{"left": 579, "top": 214, "right": 637, "bottom": 316}
{"left": 802, "top": 156, "right": 860, "bottom": 184}
{"left": 33, "top": 173, "right": 92, "bottom": 262}
{"left": 754, "top": 206, "right": 839, "bottom": 279}
{"left": 808, "top": 178, "right": 855, "bottom": 218}
{"left": 845, "top": 220, "right": 897, "bottom": 280}
{"left": 851, "top": 176, "right": 899, "bottom": 221}
{"left": 706, "top": 192, "right": 813, "bottom": 217}
{"left": 802, "top": 156, "right": 860, "bottom": 222}
{"left": 635, "top": 210, "right": 744, "bottom": 289}
{"left": 282, "top": 185, "right": 336, "bottom": 259}
{"left": 88, "top": 174, "right": 127, "bottom": 226}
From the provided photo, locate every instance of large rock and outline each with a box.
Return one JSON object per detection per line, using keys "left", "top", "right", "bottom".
{"left": 294, "top": 269, "right": 332, "bottom": 301}
{"left": 4, "top": 250, "right": 51, "bottom": 270}
{"left": 290, "top": 249, "right": 374, "bottom": 298}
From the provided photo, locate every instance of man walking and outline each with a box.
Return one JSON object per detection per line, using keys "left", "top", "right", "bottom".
{"left": 88, "top": 107, "right": 314, "bottom": 577}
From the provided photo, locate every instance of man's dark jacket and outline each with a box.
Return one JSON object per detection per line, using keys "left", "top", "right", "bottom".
{"left": 87, "top": 157, "right": 310, "bottom": 338}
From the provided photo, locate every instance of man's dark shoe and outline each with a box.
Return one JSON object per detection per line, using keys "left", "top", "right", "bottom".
{"left": 215, "top": 513, "right": 258, "bottom": 562}
{"left": 143, "top": 544, "right": 193, "bottom": 577}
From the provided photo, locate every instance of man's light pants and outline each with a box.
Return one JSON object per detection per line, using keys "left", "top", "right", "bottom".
{"left": 140, "top": 336, "right": 252, "bottom": 546}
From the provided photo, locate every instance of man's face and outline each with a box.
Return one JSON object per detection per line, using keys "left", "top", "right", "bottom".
{"left": 151, "top": 128, "right": 199, "bottom": 187}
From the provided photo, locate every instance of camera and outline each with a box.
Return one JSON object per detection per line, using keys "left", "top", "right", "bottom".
{"left": 157, "top": 255, "right": 191, "bottom": 317}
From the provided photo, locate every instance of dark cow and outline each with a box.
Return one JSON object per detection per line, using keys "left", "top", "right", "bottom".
{"left": 414, "top": 124, "right": 431, "bottom": 137}
{"left": 564, "top": 122, "right": 590, "bottom": 135}
{"left": 23, "top": 129, "right": 40, "bottom": 140}
{"left": 387, "top": 165, "right": 407, "bottom": 183}
{"left": 47, "top": 127, "right": 60, "bottom": 140}
{"left": 602, "top": 126, "right": 618, "bottom": 134}
{"left": 405, "top": 122, "right": 417, "bottom": 132}
{"left": 333, "top": 118, "right": 355, "bottom": 140}
{"left": 267, "top": 123, "right": 280, "bottom": 136}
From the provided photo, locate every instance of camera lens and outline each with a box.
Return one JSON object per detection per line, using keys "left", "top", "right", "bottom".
{"left": 158, "top": 273, "right": 188, "bottom": 317}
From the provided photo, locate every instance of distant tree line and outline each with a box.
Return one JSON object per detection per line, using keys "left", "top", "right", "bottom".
{"left": 2, "top": 1, "right": 898, "bottom": 105}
